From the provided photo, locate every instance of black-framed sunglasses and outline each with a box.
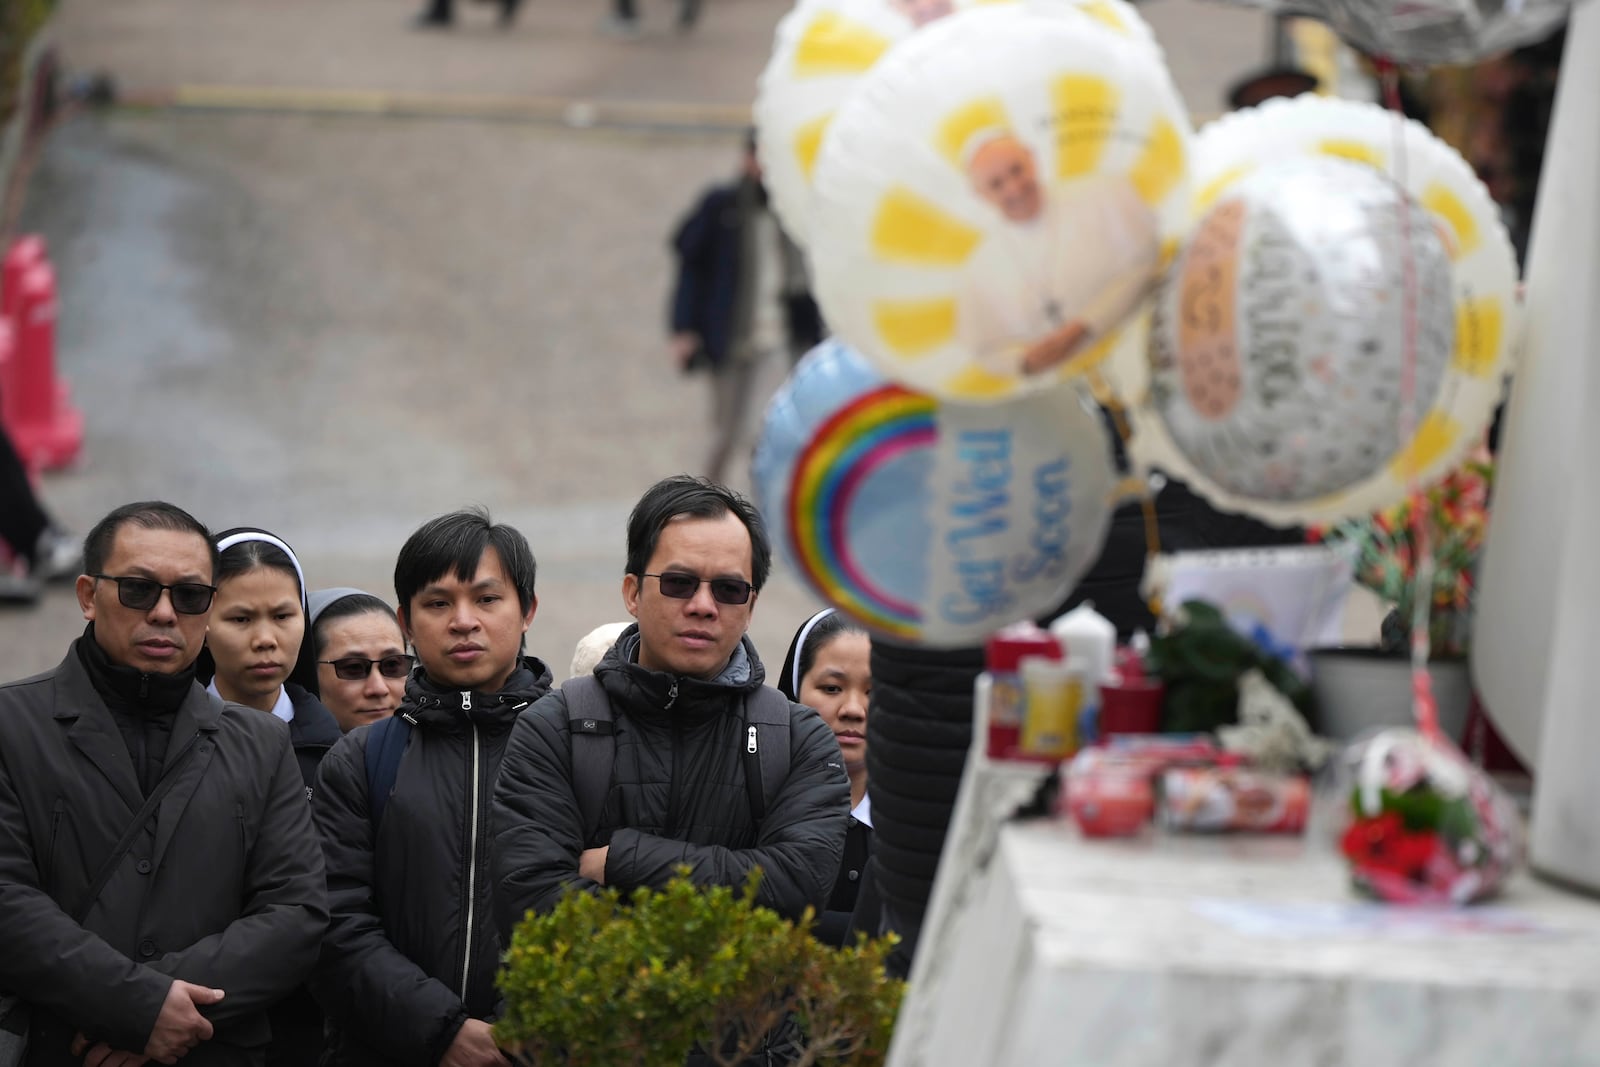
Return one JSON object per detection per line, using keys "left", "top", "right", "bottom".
{"left": 319, "top": 655, "right": 416, "bottom": 682}
{"left": 91, "top": 574, "right": 217, "bottom": 615}
{"left": 641, "top": 571, "right": 753, "bottom": 606}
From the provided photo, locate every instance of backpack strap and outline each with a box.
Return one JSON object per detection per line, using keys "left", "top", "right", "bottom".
{"left": 741, "top": 687, "right": 793, "bottom": 834}
{"left": 364, "top": 713, "right": 413, "bottom": 832}
{"left": 562, "top": 676, "right": 616, "bottom": 846}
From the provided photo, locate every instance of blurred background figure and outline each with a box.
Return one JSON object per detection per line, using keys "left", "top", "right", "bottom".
{"left": 667, "top": 129, "right": 822, "bottom": 484}
{"left": 569, "top": 619, "right": 630, "bottom": 680}
{"left": 778, "top": 608, "right": 874, "bottom": 947}
{"left": 0, "top": 424, "right": 79, "bottom": 604}
{"left": 413, "top": 0, "right": 522, "bottom": 31}
{"left": 309, "top": 588, "right": 412, "bottom": 734}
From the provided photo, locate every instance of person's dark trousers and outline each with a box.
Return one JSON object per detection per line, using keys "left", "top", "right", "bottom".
{"left": 0, "top": 428, "right": 47, "bottom": 561}
{"left": 417, "top": 0, "right": 453, "bottom": 23}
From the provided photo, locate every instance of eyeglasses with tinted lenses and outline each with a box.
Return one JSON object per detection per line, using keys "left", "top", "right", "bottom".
{"left": 319, "top": 655, "right": 416, "bottom": 681}
{"left": 642, "top": 572, "right": 753, "bottom": 606}
{"left": 91, "top": 574, "right": 217, "bottom": 615}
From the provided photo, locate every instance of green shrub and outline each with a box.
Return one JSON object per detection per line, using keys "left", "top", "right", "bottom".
{"left": 495, "top": 869, "right": 904, "bottom": 1067}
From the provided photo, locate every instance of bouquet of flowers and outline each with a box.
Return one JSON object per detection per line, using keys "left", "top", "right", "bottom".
{"left": 1332, "top": 728, "right": 1522, "bottom": 905}
{"left": 1316, "top": 447, "right": 1494, "bottom": 659}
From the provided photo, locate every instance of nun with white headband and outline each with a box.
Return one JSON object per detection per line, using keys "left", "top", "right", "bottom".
{"left": 199, "top": 527, "right": 342, "bottom": 795}
{"left": 778, "top": 607, "right": 874, "bottom": 947}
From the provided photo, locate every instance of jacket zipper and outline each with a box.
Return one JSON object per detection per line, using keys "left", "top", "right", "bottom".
{"left": 460, "top": 691, "right": 480, "bottom": 1000}
{"left": 747, "top": 725, "right": 758, "bottom": 755}
{"left": 665, "top": 681, "right": 682, "bottom": 837}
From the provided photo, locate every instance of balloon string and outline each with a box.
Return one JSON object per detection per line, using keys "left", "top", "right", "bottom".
{"left": 1377, "top": 59, "right": 1440, "bottom": 743}
{"left": 1087, "top": 369, "right": 1165, "bottom": 617}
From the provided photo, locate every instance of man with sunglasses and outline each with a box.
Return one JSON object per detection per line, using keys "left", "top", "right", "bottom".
{"left": 493, "top": 477, "right": 849, "bottom": 969}
{"left": 0, "top": 500, "right": 328, "bottom": 1067}
{"left": 311, "top": 509, "right": 553, "bottom": 1067}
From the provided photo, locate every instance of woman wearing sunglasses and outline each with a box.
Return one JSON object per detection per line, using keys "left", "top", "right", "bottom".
{"left": 307, "top": 587, "right": 412, "bottom": 733}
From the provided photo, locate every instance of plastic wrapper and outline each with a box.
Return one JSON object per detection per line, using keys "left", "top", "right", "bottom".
{"left": 1159, "top": 767, "right": 1311, "bottom": 833}
{"left": 1327, "top": 727, "right": 1524, "bottom": 904}
{"left": 751, "top": 340, "right": 1115, "bottom": 647}
{"left": 1205, "top": 0, "right": 1570, "bottom": 67}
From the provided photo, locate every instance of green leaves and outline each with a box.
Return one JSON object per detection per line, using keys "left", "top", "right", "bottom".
{"left": 495, "top": 868, "right": 905, "bottom": 1067}
{"left": 1147, "top": 600, "right": 1314, "bottom": 735}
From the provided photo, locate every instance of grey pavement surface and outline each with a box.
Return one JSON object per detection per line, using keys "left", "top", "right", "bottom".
{"left": 2, "top": 0, "right": 1272, "bottom": 682}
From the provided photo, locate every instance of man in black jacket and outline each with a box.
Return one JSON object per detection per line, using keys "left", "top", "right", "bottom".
{"left": 668, "top": 132, "right": 823, "bottom": 483}
{"left": 0, "top": 500, "right": 328, "bottom": 1067}
{"left": 311, "top": 509, "right": 553, "bottom": 1067}
{"left": 493, "top": 476, "right": 849, "bottom": 931}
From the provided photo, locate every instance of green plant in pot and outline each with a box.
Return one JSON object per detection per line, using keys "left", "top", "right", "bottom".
{"left": 495, "top": 869, "right": 904, "bottom": 1066}
{"left": 1145, "top": 599, "right": 1313, "bottom": 734}
{"left": 1310, "top": 448, "right": 1494, "bottom": 742}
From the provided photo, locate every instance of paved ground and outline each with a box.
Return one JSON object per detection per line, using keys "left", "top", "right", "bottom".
{"left": 1, "top": 0, "right": 1274, "bottom": 681}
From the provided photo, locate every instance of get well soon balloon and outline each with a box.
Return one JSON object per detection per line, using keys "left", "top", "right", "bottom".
{"left": 752, "top": 341, "right": 1116, "bottom": 647}
{"left": 755, "top": 0, "right": 1157, "bottom": 251}
{"left": 1137, "top": 96, "right": 1519, "bottom": 527}
{"left": 809, "top": 4, "right": 1191, "bottom": 404}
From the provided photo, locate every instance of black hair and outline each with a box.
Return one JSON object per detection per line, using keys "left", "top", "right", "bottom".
{"left": 83, "top": 501, "right": 218, "bottom": 581}
{"left": 625, "top": 475, "right": 771, "bottom": 593}
{"left": 777, "top": 608, "right": 868, "bottom": 702}
{"left": 312, "top": 594, "right": 400, "bottom": 660}
{"left": 216, "top": 538, "right": 302, "bottom": 593}
{"left": 394, "top": 507, "right": 537, "bottom": 616}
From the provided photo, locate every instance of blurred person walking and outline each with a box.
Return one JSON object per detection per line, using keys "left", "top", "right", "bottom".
{"left": 776, "top": 608, "right": 874, "bottom": 947}
{"left": 0, "top": 501, "right": 327, "bottom": 1067}
{"left": 311, "top": 509, "right": 553, "bottom": 1067}
{"left": 307, "top": 589, "right": 411, "bottom": 734}
{"left": 0, "top": 424, "right": 79, "bottom": 603}
{"left": 413, "top": 0, "right": 522, "bottom": 31}
{"left": 668, "top": 132, "right": 823, "bottom": 483}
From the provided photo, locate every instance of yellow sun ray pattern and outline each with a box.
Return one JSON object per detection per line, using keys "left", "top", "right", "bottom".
{"left": 870, "top": 187, "right": 985, "bottom": 266}
{"left": 1317, "top": 139, "right": 1384, "bottom": 169}
{"left": 1078, "top": 0, "right": 1134, "bottom": 35}
{"left": 792, "top": 13, "right": 893, "bottom": 78}
{"left": 1128, "top": 117, "right": 1185, "bottom": 207}
{"left": 935, "top": 96, "right": 1013, "bottom": 170}
{"left": 1388, "top": 411, "right": 1461, "bottom": 480}
{"left": 873, "top": 297, "right": 959, "bottom": 358}
{"left": 943, "top": 363, "right": 1019, "bottom": 400}
{"left": 1051, "top": 75, "right": 1119, "bottom": 179}
{"left": 1452, "top": 297, "right": 1504, "bottom": 378}
{"left": 1194, "top": 164, "right": 1254, "bottom": 214}
{"left": 1421, "top": 182, "right": 1482, "bottom": 259}
{"left": 793, "top": 112, "right": 833, "bottom": 180}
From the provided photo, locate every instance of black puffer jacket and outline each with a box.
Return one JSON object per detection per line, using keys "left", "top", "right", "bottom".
{"left": 492, "top": 628, "right": 850, "bottom": 934}
{"left": 863, "top": 639, "right": 985, "bottom": 978}
{"left": 310, "top": 658, "right": 553, "bottom": 1067}
{"left": 285, "top": 683, "right": 341, "bottom": 797}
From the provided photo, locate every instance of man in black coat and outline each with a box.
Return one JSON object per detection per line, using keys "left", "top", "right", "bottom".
{"left": 311, "top": 510, "right": 553, "bottom": 1067}
{"left": 668, "top": 132, "right": 823, "bottom": 483}
{"left": 493, "top": 476, "right": 849, "bottom": 928}
{"left": 0, "top": 501, "right": 328, "bottom": 1067}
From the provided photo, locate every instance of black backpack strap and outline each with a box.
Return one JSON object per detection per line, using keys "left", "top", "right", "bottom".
{"left": 364, "top": 714, "right": 413, "bottom": 832}
{"left": 741, "top": 687, "right": 793, "bottom": 835}
{"left": 562, "top": 676, "right": 616, "bottom": 846}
